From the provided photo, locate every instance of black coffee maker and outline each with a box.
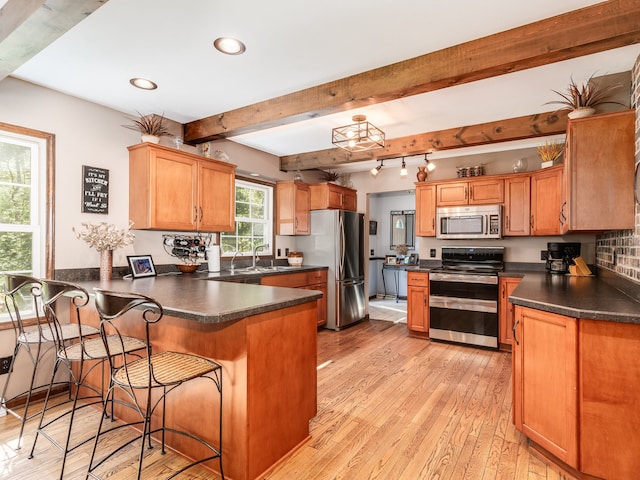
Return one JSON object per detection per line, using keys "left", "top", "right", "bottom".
{"left": 546, "top": 242, "right": 581, "bottom": 274}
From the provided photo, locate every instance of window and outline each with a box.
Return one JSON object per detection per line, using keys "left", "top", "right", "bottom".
{"left": 220, "top": 179, "right": 273, "bottom": 257}
{"left": 0, "top": 123, "right": 53, "bottom": 321}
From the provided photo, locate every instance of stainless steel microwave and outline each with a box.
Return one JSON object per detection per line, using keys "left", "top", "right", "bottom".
{"left": 436, "top": 205, "right": 502, "bottom": 239}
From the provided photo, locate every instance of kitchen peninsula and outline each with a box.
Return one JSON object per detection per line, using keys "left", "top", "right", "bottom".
{"left": 77, "top": 272, "right": 323, "bottom": 480}
{"left": 508, "top": 271, "right": 640, "bottom": 480}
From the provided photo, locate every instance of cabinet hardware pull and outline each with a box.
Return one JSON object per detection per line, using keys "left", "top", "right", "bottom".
{"left": 199, "top": 207, "right": 203, "bottom": 222}
{"left": 530, "top": 215, "right": 534, "bottom": 230}
{"left": 502, "top": 285, "right": 505, "bottom": 298}
{"left": 506, "top": 216, "right": 509, "bottom": 230}
{"left": 513, "top": 318, "right": 520, "bottom": 345}
{"left": 464, "top": 187, "right": 468, "bottom": 200}
{"left": 432, "top": 218, "right": 435, "bottom": 230}
{"left": 469, "top": 186, "right": 473, "bottom": 200}
{"left": 193, "top": 207, "right": 198, "bottom": 223}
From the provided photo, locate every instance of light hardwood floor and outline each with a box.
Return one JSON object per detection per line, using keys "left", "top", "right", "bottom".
{"left": 0, "top": 320, "right": 573, "bottom": 479}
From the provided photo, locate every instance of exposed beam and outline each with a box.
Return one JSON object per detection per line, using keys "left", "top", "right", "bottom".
{"left": 0, "top": 0, "right": 108, "bottom": 81}
{"left": 279, "top": 110, "right": 569, "bottom": 172}
{"left": 184, "top": 0, "right": 640, "bottom": 144}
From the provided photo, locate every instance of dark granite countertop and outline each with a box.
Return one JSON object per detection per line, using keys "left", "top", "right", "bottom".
{"left": 508, "top": 270, "right": 640, "bottom": 325}
{"left": 76, "top": 269, "right": 323, "bottom": 325}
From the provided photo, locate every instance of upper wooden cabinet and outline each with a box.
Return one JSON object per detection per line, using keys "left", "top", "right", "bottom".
{"left": 560, "top": 110, "right": 635, "bottom": 233}
{"left": 128, "top": 143, "right": 236, "bottom": 232}
{"left": 309, "top": 182, "right": 357, "bottom": 211}
{"left": 503, "top": 174, "right": 531, "bottom": 236}
{"left": 436, "top": 177, "right": 504, "bottom": 206}
{"left": 415, "top": 184, "right": 436, "bottom": 237}
{"left": 530, "top": 165, "right": 562, "bottom": 236}
{"left": 276, "top": 181, "right": 310, "bottom": 235}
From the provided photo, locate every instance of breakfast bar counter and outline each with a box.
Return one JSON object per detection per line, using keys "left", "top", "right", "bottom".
{"left": 77, "top": 275, "right": 322, "bottom": 480}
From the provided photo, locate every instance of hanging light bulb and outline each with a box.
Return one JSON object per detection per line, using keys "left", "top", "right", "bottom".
{"left": 370, "top": 160, "right": 383, "bottom": 176}
{"left": 425, "top": 153, "right": 436, "bottom": 172}
{"left": 400, "top": 157, "right": 407, "bottom": 177}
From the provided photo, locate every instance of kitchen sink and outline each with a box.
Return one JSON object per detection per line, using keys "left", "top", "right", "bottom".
{"left": 231, "top": 265, "right": 301, "bottom": 274}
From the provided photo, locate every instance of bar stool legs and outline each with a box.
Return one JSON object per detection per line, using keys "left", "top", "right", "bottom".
{"left": 86, "top": 289, "right": 224, "bottom": 480}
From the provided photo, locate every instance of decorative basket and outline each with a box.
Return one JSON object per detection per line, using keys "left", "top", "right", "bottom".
{"left": 287, "top": 252, "right": 303, "bottom": 267}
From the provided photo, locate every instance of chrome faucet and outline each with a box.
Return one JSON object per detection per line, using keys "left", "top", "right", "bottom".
{"left": 229, "top": 251, "right": 239, "bottom": 272}
{"left": 252, "top": 244, "right": 269, "bottom": 269}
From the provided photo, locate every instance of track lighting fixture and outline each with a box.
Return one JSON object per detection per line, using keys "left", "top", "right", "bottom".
{"left": 400, "top": 157, "right": 407, "bottom": 177}
{"left": 370, "top": 160, "right": 383, "bottom": 176}
{"left": 425, "top": 153, "right": 436, "bottom": 172}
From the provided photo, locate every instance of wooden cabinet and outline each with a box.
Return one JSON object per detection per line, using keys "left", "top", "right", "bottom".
{"left": 276, "top": 181, "right": 310, "bottom": 235}
{"left": 512, "top": 306, "right": 578, "bottom": 468}
{"left": 415, "top": 184, "right": 436, "bottom": 236}
{"left": 498, "top": 276, "right": 521, "bottom": 349}
{"left": 530, "top": 165, "right": 562, "bottom": 236}
{"left": 128, "top": 143, "right": 235, "bottom": 232}
{"left": 561, "top": 110, "right": 634, "bottom": 233}
{"left": 503, "top": 175, "right": 530, "bottom": 236}
{"left": 406, "top": 271, "right": 429, "bottom": 335}
{"left": 435, "top": 178, "right": 504, "bottom": 206}
{"left": 261, "top": 270, "right": 328, "bottom": 327}
{"left": 309, "top": 182, "right": 357, "bottom": 211}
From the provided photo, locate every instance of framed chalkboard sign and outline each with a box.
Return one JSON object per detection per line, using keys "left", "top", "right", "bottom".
{"left": 82, "top": 166, "right": 109, "bottom": 214}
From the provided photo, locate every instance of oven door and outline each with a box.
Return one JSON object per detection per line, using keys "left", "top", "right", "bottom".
{"left": 429, "top": 273, "right": 499, "bottom": 348}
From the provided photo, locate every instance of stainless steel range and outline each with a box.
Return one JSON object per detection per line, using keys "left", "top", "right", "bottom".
{"left": 429, "top": 246, "right": 504, "bottom": 349}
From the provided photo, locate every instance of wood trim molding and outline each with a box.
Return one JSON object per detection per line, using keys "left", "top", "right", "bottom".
{"left": 184, "top": 0, "right": 640, "bottom": 144}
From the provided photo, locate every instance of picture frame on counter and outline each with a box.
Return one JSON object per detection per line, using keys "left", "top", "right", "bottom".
{"left": 127, "top": 254, "right": 156, "bottom": 278}
{"left": 385, "top": 255, "right": 397, "bottom": 265}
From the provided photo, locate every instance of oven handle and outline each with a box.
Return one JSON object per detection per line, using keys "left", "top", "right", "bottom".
{"left": 429, "top": 295, "right": 497, "bottom": 313}
{"left": 429, "top": 272, "right": 498, "bottom": 285}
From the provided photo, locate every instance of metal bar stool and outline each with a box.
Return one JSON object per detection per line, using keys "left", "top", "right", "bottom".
{"left": 0, "top": 275, "right": 98, "bottom": 449}
{"left": 86, "top": 289, "right": 224, "bottom": 480}
{"left": 28, "top": 280, "right": 147, "bottom": 479}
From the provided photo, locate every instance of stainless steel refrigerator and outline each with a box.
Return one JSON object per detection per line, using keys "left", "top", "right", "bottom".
{"left": 297, "top": 210, "right": 365, "bottom": 330}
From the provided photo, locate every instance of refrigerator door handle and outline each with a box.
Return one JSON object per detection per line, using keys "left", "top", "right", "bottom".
{"left": 338, "top": 213, "right": 345, "bottom": 278}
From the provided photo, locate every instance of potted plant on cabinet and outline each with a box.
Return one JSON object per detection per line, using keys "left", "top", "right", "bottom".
{"left": 544, "top": 73, "right": 625, "bottom": 119}
{"left": 122, "top": 111, "right": 173, "bottom": 143}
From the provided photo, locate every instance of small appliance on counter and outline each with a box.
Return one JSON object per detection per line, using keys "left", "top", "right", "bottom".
{"left": 545, "top": 242, "right": 581, "bottom": 274}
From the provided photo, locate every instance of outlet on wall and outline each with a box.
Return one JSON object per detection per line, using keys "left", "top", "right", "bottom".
{"left": 430, "top": 249, "right": 436, "bottom": 258}
{"left": 0, "top": 355, "right": 13, "bottom": 375}
{"left": 540, "top": 250, "right": 549, "bottom": 261}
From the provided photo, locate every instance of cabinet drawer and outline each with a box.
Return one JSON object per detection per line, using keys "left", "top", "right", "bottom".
{"left": 260, "top": 272, "right": 308, "bottom": 287}
{"left": 306, "top": 269, "right": 327, "bottom": 284}
{"left": 407, "top": 272, "right": 429, "bottom": 286}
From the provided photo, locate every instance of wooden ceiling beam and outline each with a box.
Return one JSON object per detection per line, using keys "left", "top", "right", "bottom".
{"left": 0, "top": 0, "right": 108, "bottom": 81}
{"left": 184, "top": 0, "right": 640, "bottom": 144}
{"left": 279, "top": 110, "right": 569, "bottom": 171}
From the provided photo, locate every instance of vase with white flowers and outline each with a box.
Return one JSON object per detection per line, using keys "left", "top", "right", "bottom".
{"left": 73, "top": 221, "right": 135, "bottom": 281}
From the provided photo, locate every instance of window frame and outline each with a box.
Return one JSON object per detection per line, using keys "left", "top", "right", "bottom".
{"left": 0, "top": 122, "right": 54, "bottom": 326}
{"left": 220, "top": 176, "right": 275, "bottom": 258}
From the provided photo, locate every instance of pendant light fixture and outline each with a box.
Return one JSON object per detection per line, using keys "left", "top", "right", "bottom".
{"left": 333, "top": 115, "right": 385, "bottom": 152}
{"left": 425, "top": 153, "right": 436, "bottom": 172}
{"left": 400, "top": 157, "right": 407, "bottom": 177}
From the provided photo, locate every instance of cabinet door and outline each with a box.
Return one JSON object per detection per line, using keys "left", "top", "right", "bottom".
{"left": 530, "top": 165, "right": 562, "bottom": 236}
{"left": 503, "top": 176, "right": 530, "bottom": 236}
{"left": 513, "top": 306, "right": 578, "bottom": 468}
{"left": 407, "top": 272, "right": 429, "bottom": 333}
{"left": 276, "top": 182, "right": 310, "bottom": 235}
{"left": 303, "top": 283, "right": 327, "bottom": 327}
{"left": 198, "top": 160, "right": 235, "bottom": 232}
{"left": 436, "top": 182, "right": 468, "bottom": 206}
{"left": 498, "top": 277, "right": 521, "bottom": 348}
{"left": 143, "top": 150, "right": 199, "bottom": 231}
{"left": 468, "top": 178, "right": 504, "bottom": 204}
{"left": 342, "top": 189, "right": 357, "bottom": 211}
{"left": 415, "top": 184, "right": 436, "bottom": 236}
{"left": 563, "top": 110, "right": 634, "bottom": 232}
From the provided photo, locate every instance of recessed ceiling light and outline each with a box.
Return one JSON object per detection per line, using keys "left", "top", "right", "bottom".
{"left": 213, "top": 37, "right": 246, "bottom": 55}
{"left": 129, "top": 78, "right": 157, "bottom": 90}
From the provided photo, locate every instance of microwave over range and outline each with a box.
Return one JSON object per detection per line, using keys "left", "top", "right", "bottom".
{"left": 436, "top": 204, "right": 502, "bottom": 240}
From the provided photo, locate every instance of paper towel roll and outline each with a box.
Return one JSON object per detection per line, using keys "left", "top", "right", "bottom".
{"left": 206, "top": 245, "right": 221, "bottom": 272}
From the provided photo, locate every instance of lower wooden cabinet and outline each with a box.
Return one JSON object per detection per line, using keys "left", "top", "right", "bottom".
{"left": 498, "top": 276, "right": 521, "bottom": 349}
{"left": 407, "top": 271, "right": 429, "bottom": 335}
{"left": 261, "top": 270, "right": 328, "bottom": 327}
{"left": 513, "top": 306, "right": 578, "bottom": 468}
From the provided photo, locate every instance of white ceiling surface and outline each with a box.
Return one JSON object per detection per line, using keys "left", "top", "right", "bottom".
{"left": 10, "top": 0, "right": 640, "bottom": 171}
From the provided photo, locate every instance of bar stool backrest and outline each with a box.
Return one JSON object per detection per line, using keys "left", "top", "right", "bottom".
{"left": 1, "top": 275, "right": 46, "bottom": 341}
{"left": 39, "top": 280, "right": 90, "bottom": 353}
{"left": 93, "top": 289, "right": 161, "bottom": 388}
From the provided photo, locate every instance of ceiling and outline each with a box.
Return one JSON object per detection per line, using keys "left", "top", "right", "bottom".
{"left": 2, "top": 0, "right": 640, "bottom": 173}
